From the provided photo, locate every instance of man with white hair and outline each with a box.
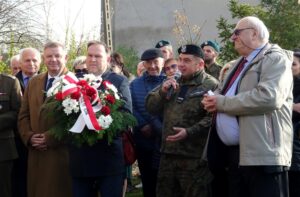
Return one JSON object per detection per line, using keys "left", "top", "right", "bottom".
{"left": 9, "top": 55, "right": 21, "bottom": 76}
{"left": 15, "top": 48, "right": 41, "bottom": 93}
{"left": 202, "top": 16, "right": 293, "bottom": 197}
{"left": 13, "top": 48, "right": 41, "bottom": 197}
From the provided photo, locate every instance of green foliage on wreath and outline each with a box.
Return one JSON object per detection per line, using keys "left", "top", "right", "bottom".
{"left": 47, "top": 96, "right": 136, "bottom": 147}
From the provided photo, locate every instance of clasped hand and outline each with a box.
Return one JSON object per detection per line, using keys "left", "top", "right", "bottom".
{"left": 30, "top": 133, "right": 47, "bottom": 151}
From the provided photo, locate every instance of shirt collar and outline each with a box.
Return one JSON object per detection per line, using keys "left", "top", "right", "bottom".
{"left": 245, "top": 43, "right": 266, "bottom": 63}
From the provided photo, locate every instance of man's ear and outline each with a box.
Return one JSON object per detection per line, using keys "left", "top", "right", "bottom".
{"left": 107, "top": 56, "right": 111, "bottom": 63}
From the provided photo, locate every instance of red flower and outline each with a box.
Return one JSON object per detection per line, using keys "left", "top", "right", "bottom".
{"left": 55, "top": 92, "right": 63, "bottom": 101}
{"left": 77, "top": 80, "right": 88, "bottom": 87}
{"left": 102, "top": 80, "right": 112, "bottom": 89}
{"left": 105, "top": 94, "right": 116, "bottom": 104}
{"left": 101, "top": 105, "right": 111, "bottom": 115}
{"left": 86, "top": 87, "right": 97, "bottom": 97}
{"left": 71, "top": 90, "right": 81, "bottom": 100}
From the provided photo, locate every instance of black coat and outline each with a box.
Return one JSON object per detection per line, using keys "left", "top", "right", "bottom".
{"left": 291, "top": 76, "right": 300, "bottom": 171}
{"left": 15, "top": 71, "right": 26, "bottom": 94}
{"left": 69, "top": 71, "right": 132, "bottom": 177}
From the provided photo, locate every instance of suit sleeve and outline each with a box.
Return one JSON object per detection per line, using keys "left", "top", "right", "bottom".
{"left": 18, "top": 82, "right": 35, "bottom": 146}
{"left": 118, "top": 77, "right": 132, "bottom": 113}
{"left": 216, "top": 52, "right": 293, "bottom": 116}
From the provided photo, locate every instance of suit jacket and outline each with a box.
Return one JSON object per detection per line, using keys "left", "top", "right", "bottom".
{"left": 18, "top": 68, "right": 72, "bottom": 197}
{"left": 15, "top": 71, "right": 26, "bottom": 94}
{"left": 0, "top": 74, "right": 21, "bottom": 161}
{"left": 69, "top": 70, "right": 132, "bottom": 177}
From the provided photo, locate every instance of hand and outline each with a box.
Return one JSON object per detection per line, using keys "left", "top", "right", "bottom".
{"left": 140, "top": 124, "right": 153, "bottom": 138}
{"left": 202, "top": 94, "right": 217, "bottom": 112}
{"left": 30, "top": 133, "right": 47, "bottom": 151}
{"left": 166, "top": 127, "right": 187, "bottom": 142}
{"left": 293, "top": 103, "right": 300, "bottom": 113}
{"left": 161, "top": 78, "right": 178, "bottom": 93}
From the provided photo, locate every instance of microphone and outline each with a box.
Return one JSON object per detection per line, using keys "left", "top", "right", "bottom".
{"left": 166, "top": 72, "right": 181, "bottom": 100}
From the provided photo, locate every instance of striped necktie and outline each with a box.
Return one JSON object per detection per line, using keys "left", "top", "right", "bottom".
{"left": 223, "top": 58, "right": 247, "bottom": 94}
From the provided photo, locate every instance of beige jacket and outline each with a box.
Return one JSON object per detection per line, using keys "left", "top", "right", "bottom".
{"left": 215, "top": 44, "right": 293, "bottom": 166}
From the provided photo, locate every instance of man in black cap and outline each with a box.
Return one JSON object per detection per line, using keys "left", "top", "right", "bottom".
{"left": 145, "top": 44, "right": 218, "bottom": 197}
{"left": 201, "top": 40, "right": 222, "bottom": 80}
{"left": 130, "top": 48, "right": 165, "bottom": 197}
{"left": 155, "top": 40, "right": 174, "bottom": 60}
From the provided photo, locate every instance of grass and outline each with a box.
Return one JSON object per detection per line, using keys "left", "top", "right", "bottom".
{"left": 125, "top": 176, "right": 143, "bottom": 197}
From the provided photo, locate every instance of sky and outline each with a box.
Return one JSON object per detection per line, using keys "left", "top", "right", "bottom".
{"left": 42, "top": 0, "right": 101, "bottom": 43}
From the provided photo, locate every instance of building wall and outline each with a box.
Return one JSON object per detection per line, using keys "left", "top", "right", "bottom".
{"left": 112, "top": 0, "right": 259, "bottom": 55}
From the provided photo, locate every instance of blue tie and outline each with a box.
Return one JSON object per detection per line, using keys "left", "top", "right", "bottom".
{"left": 46, "top": 78, "right": 54, "bottom": 91}
{"left": 23, "top": 77, "right": 30, "bottom": 87}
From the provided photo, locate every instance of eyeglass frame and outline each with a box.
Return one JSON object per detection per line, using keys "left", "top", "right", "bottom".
{"left": 232, "top": 27, "right": 254, "bottom": 36}
{"left": 74, "top": 68, "right": 88, "bottom": 74}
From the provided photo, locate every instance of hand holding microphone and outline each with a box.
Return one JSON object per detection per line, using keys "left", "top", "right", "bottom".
{"left": 162, "top": 73, "right": 181, "bottom": 100}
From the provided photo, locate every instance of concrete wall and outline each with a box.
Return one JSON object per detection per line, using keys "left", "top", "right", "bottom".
{"left": 112, "top": 0, "right": 259, "bottom": 56}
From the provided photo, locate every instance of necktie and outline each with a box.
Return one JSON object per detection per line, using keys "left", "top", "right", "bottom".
{"left": 23, "top": 77, "right": 30, "bottom": 87}
{"left": 223, "top": 58, "right": 247, "bottom": 94}
{"left": 46, "top": 78, "right": 54, "bottom": 91}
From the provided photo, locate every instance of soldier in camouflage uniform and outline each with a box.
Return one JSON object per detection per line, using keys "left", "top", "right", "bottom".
{"left": 146, "top": 44, "right": 219, "bottom": 197}
{"left": 201, "top": 40, "right": 222, "bottom": 80}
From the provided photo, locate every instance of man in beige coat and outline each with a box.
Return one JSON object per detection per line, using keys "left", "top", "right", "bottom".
{"left": 202, "top": 16, "right": 293, "bottom": 197}
{"left": 18, "top": 41, "right": 72, "bottom": 197}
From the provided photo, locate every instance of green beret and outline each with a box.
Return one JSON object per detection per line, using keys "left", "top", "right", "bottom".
{"left": 141, "top": 48, "right": 163, "bottom": 60}
{"left": 200, "top": 40, "right": 220, "bottom": 53}
{"left": 155, "top": 40, "right": 171, "bottom": 48}
{"left": 178, "top": 44, "right": 204, "bottom": 58}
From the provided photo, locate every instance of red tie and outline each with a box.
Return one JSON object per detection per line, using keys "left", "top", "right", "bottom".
{"left": 223, "top": 58, "right": 247, "bottom": 94}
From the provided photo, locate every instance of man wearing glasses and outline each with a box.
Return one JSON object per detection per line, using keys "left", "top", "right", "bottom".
{"left": 202, "top": 16, "right": 293, "bottom": 197}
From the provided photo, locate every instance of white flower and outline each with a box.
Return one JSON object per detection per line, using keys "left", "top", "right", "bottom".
{"left": 46, "top": 78, "right": 62, "bottom": 97}
{"left": 83, "top": 74, "right": 97, "bottom": 82}
{"left": 97, "top": 115, "right": 113, "bottom": 129}
{"left": 62, "top": 98, "right": 79, "bottom": 115}
{"left": 64, "top": 107, "right": 73, "bottom": 115}
{"left": 105, "top": 83, "right": 120, "bottom": 100}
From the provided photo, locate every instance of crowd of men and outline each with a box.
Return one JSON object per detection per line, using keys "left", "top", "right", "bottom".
{"left": 0, "top": 16, "right": 299, "bottom": 197}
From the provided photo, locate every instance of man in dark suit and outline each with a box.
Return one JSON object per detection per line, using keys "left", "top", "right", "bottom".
{"left": 18, "top": 42, "right": 71, "bottom": 197}
{"left": 69, "top": 41, "right": 132, "bottom": 197}
{"left": 0, "top": 73, "right": 22, "bottom": 197}
{"left": 15, "top": 48, "right": 41, "bottom": 93}
{"left": 13, "top": 47, "right": 41, "bottom": 197}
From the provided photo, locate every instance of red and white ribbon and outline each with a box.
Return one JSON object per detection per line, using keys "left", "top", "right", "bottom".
{"left": 60, "top": 72, "right": 102, "bottom": 133}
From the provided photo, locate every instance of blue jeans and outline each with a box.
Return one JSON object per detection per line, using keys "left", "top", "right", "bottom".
{"left": 72, "top": 175, "right": 123, "bottom": 197}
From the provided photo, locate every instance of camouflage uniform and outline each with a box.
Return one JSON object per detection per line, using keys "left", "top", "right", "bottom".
{"left": 205, "top": 62, "right": 222, "bottom": 80}
{"left": 146, "top": 70, "right": 218, "bottom": 197}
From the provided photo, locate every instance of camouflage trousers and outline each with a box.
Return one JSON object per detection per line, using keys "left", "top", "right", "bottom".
{"left": 156, "top": 154, "right": 213, "bottom": 197}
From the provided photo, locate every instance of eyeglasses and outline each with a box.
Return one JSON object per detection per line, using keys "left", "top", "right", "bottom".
{"left": 74, "top": 68, "right": 88, "bottom": 74}
{"left": 232, "top": 28, "right": 254, "bottom": 36}
{"left": 164, "top": 64, "right": 177, "bottom": 72}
